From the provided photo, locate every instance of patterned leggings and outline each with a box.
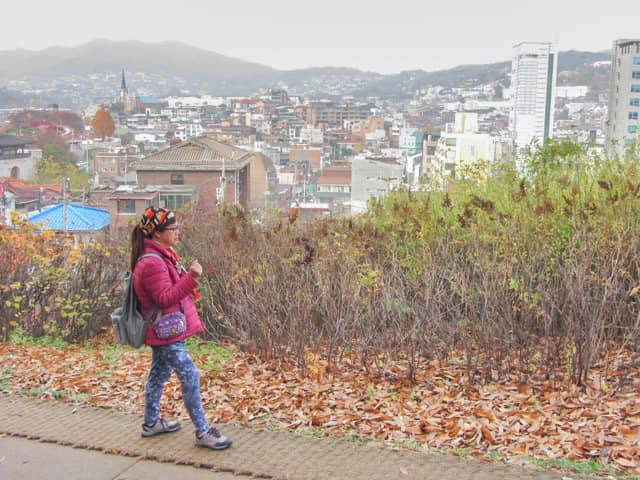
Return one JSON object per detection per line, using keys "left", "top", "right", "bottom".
{"left": 144, "top": 340, "right": 209, "bottom": 435}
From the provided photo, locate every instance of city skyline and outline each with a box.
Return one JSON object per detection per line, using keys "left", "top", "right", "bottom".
{"left": 1, "top": 0, "right": 637, "bottom": 75}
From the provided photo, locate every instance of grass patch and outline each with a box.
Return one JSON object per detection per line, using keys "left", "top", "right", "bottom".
{"left": 9, "top": 327, "right": 70, "bottom": 348}
{"left": 0, "top": 365, "right": 15, "bottom": 388}
{"left": 99, "top": 343, "right": 129, "bottom": 365}
{"left": 524, "top": 456, "right": 617, "bottom": 477}
{"left": 18, "top": 387, "right": 47, "bottom": 396}
{"left": 186, "top": 339, "right": 233, "bottom": 372}
{"left": 18, "top": 387, "right": 69, "bottom": 399}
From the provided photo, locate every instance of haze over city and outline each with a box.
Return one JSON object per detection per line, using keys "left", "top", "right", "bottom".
{"left": 2, "top": 0, "right": 637, "bottom": 74}
{"left": 3, "top": 0, "right": 640, "bottom": 475}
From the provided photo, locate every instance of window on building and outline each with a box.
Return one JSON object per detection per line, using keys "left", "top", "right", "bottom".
{"left": 445, "top": 138, "right": 457, "bottom": 147}
{"left": 631, "top": 98, "right": 640, "bottom": 106}
{"left": 634, "top": 57, "right": 640, "bottom": 65}
{"left": 170, "top": 173, "right": 184, "bottom": 185}
{"left": 632, "top": 85, "right": 640, "bottom": 92}
{"left": 633, "top": 71, "right": 640, "bottom": 79}
{"left": 629, "top": 125, "right": 638, "bottom": 134}
{"left": 161, "top": 194, "right": 191, "bottom": 210}
{"left": 118, "top": 199, "right": 136, "bottom": 214}
{"left": 630, "top": 112, "right": 639, "bottom": 120}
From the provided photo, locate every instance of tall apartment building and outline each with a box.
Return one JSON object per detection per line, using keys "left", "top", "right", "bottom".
{"left": 510, "top": 42, "right": 557, "bottom": 154}
{"left": 607, "top": 39, "right": 640, "bottom": 154}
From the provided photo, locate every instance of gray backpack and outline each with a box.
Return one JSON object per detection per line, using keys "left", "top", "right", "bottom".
{"left": 111, "top": 253, "right": 161, "bottom": 348}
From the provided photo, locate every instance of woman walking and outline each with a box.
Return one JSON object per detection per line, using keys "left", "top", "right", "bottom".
{"left": 131, "top": 206, "right": 231, "bottom": 450}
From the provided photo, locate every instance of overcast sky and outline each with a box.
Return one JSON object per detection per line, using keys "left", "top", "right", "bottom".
{"left": 2, "top": 0, "right": 637, "bottom": 74}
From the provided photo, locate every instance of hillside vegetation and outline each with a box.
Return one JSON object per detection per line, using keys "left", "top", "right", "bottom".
{"left": 2, "top": 140, "right": 640, "bottom": 388}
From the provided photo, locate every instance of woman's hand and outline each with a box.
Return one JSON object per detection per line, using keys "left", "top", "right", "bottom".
{"left": 189, "top": 260, "right": 202, "bottom": 279}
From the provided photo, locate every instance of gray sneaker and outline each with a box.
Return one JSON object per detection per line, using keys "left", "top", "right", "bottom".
{"left": 141, "top": 418, "right": 181, "bottom": 437}
{"left": 195, "top": 427, "right": 232, "bottom": 450}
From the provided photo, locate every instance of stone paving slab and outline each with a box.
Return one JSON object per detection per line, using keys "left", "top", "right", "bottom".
{"left": 0, "top": 392, "right": 588, "bottom": 480}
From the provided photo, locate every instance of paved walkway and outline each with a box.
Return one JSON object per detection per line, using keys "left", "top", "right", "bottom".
{"left": 0, "top": 435, "right": 238, "bottom": 480}
{"left": 0, "top": 393, "right": 589, "bottom": 480}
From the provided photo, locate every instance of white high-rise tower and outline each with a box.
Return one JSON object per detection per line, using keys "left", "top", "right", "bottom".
{"left": 510, "top": 42, "right": 557, "bottom": 154}
{"left": 607, "top": 39, "right": 640, "bottom": 155}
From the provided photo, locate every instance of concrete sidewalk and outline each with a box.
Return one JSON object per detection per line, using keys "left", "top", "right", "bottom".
{"left": 0, "top": 392, "right": 586, "bottom": 480}
{"left": 0, "top": 435, "right": 239, "bottom": 480}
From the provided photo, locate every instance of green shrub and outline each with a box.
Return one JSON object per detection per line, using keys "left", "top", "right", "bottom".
{"left": 3, "top": 140, "right": 640, "bottom": 386}
{"left": 0, "top": 218, "right": 125, "bottom": 342}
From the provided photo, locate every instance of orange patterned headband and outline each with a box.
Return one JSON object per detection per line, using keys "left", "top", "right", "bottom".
{"left": 139, "top": 207, "right": 174, "bottom": 235}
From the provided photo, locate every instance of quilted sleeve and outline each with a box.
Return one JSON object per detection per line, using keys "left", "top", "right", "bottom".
{"left": 134, "top": 256, "right": 198, "bottom": 310}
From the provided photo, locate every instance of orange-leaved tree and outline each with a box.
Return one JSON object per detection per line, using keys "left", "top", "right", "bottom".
{"left": 91, "top": 108, "right": 115, "bottom": 140}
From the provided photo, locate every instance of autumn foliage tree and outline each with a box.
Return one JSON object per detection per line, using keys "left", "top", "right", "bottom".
{"left": 91, "top": 108, "right": 115, "bottom": 140}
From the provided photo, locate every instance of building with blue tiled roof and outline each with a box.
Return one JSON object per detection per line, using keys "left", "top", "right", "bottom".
{"left": 28, "top": 203, "right": 110, "bottom": 243}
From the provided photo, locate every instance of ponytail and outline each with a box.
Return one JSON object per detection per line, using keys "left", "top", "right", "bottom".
{"left": 130, "top": 225, "right": 147, "bottom": 271}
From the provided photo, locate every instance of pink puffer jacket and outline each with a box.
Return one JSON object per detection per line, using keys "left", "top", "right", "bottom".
{"left": 132, "top": 238, "right": 204, "bottom": 346}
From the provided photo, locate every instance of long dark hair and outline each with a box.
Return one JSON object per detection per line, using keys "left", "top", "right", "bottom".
{"left": 130, "top": 225, "right": 147, "bottom": 271}
{"left": 130, "top": 211, "right": 176, "bottom": 271}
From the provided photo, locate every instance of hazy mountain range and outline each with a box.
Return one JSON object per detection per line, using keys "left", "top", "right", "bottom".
{"left": 0, "top": 39, "right": 611, "bottom": 106}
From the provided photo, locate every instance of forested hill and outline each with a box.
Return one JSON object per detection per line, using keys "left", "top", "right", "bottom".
{"left": 0, "top": 40, "right": 611, "bottom": 102}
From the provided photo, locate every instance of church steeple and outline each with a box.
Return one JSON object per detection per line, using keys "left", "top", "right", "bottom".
{"left": 119, "top": 68, "right": 129, "bottom": 111}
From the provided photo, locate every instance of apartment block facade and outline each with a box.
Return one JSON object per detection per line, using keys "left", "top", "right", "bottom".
{"left": 91, "top": 151, "right": 142, "bottom": 186}
{"left": 607, "top": 39, "right": 640, "bottom": 153}
{"left": 510, "top": 42, "right": 557, "bottom": 153}
{"left": 301, "top": 100, "right": 372, "bottom": 131}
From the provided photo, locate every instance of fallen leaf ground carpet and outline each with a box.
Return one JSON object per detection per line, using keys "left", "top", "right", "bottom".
{"left": 1, "top": 335, "right": 638, "bottom": 478}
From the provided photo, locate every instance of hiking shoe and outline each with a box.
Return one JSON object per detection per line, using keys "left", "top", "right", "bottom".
{"left": 141, "top": 418, "right": 181, "bottom": 437}
{"left": 195, "top": 427, "right": 232, "bottom": 450}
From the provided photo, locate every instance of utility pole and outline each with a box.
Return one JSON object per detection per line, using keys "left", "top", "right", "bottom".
{"left": 234, "top": 169, "right": 239, "bottom": 204}
{"left": 303, "top": 170, "right": 306, "bottom": 202}
{"left": 1, "top": 180, "right": 6, "bottom": 221}
{"left": 219, "top": 155, "right": 226, "bottom": 205}
{"left": 218, "top": 151, "right": 233, "bottom": 206}
{"left": 63, "top": 177, "right": 70, "bottom": 233}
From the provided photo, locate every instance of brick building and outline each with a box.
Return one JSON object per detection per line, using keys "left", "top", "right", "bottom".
{"left": 130, "top": 136, "right": 276, "bottom": 211}
{"left": 104, "top": 184, "right": 198, "bottom": 232}
{"left": 91, "top": 150, "right": 142, "bottom": 186}
{"left": 299, "top": 100, "right": 372, "bottom": 130}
